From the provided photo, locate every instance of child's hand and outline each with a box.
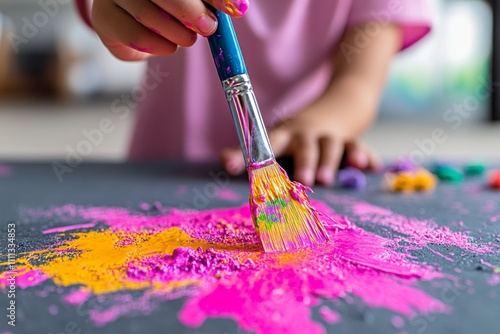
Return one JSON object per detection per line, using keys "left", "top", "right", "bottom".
{"left": 220, "top": 104, "right": 381, "bottom": 187}
{"left": 91, "top": 0, "right": 249, "bottom": 60}
{"left": 220, "top": 22, "right": 400, "bottom": 186}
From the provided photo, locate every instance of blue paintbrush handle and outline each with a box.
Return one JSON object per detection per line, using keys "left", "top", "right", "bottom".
{"left": 207, "top": 7, "right": 247, "bottom": 81}
{"left": 205, "top": 6, "right": 274, "bottom": 165}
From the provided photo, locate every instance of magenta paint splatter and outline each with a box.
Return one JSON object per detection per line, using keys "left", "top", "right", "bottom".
{"left": 7, "top": 198, "right": 499, "bottom": 333}
{"left": 489, "top": 274, "right": 500, "bottom": 286}
{"left": 139, "top": 202, "right": 151, "bottom": 211}
{"left": 0, "top": 269, "right": 49, "bottom": 289}
{"left": 176, "top": 184, "right": 188, "bottom": 195}
{"left": 0, "top": 163, "right": 12, "bottom": 177}
{"left": 63, "top": 289, "right": 91, "bottom": 306}
{"left": 319, "top": 306, "right": 340, "bottom": 324}
{"left": 215, "top": 48, "right": 224, "bottom": 68}
{"left": 147, "top": 26, "right": 161, "bottom": 35}
{"left": 345, "top": 199, "right": 490, "bottom": 253}
{"left": 159, "top": 9, "right": 170, "bottom": 19}
{"left": 129, "top": 43, "right": 149, "bottom": 53}
{"left": 42, "top": 222, "right": 97, "bottom": 234}
{"left": 391, "top": 315, "right": 405, "bottom": 328}
{"left": 48, "top": 305, "right": 59, "bottom": 315}
{"left": 215, "top": 188, "right": 241, "bottom": 201}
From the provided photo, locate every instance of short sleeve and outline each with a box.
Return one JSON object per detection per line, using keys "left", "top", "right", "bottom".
{"left": 347, "top": 0, "right": 432, "bottom": 51}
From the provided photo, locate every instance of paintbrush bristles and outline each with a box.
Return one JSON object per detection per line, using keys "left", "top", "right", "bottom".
{"left": 248, "top": 161, "right": 330, "bottom": 252}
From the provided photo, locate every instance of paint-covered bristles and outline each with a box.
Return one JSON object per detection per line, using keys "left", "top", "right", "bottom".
{"left": 248, "top": 161, "right": 330, "bottom": 252}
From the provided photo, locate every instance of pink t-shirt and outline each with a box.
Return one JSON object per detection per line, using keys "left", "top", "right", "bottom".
{"left": 121, "top": 0, "right": 432, "bottom": 161}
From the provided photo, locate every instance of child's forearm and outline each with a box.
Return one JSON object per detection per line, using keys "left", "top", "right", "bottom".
{"left": 313, "top": 23, "right": 401, "bottom": 139}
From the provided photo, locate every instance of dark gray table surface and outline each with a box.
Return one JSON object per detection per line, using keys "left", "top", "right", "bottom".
{"left": 0, "top": 162, "right": 499, "bottom": 334}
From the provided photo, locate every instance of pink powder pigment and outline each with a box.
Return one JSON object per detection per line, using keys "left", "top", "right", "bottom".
{"left": 345, "top": 199, "right": 490, "bottom": 253}
{"left": 63, "top": 289, "right": 92, "bottom": 305}
{"left": 215, "top": 188, "right": 242, "bottom": 202}
{"left": 0, "top": 269, "right": 48, "bottom": 289}
{"left": 0, "top": 163, "right": 12, "bottom": 177}
{"left": 6, "top": 199, "right": 498, "bottom": 333}
{"left": 42, "top": 222, "right": 97, "bottom": 234}
{"left": 318, "top": 306, "right": 340, "bottom": 324}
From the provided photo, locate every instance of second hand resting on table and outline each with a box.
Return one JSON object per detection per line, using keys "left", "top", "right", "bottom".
{"left": 222, "top": 23, "right": 400, "bottom": 186}
{"left": 90, "top": 0, "right": 401, "bottom": 187}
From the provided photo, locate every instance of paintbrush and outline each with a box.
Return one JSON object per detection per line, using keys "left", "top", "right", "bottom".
{"left": 206, "top": 8, "right": 330, "bottom": 252}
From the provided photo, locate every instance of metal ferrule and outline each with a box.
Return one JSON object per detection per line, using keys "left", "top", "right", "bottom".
{"left": 222, "top": 74, "right": 275, "bottom": 166}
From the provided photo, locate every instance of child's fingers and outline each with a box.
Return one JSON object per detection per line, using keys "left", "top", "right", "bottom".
{"left": 114, "top": 0, "right": 197, "bottom": 47}
{"left": 205, "top": 0, "right": 250, "bottom": 18}
{"left": 267, "top": 127, "right": 291, "bottom": 158}
{"left": 316, "top": 136, "right": 343, "bottom": 187}
{"left": 100, "top": 36, "right": 151, "bottom": 61}
{"left": 93, "top": 0, "right": 178, "bottom": 60}
{"left": 151, "top": 0, "right": 218, "bottom": 36}
{"left": 292, "top": 133, "right": 319, "bottom": 187}
{"left": 220, "top": 147, "right": 245, "bottom": 175}
{"left": 345, "top": 142, "right": 382, "bottom": 171}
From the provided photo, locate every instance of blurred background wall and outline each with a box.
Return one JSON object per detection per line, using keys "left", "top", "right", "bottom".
{"left": 0, "top": 0, "right": 498, "bottom": 162}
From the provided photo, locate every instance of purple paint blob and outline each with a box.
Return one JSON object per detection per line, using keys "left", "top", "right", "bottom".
{"left": 338, "top": 167, "right": 366, "bottom": 189}
{"left": 386, "top": 159, "right": 416, "bottom": 173}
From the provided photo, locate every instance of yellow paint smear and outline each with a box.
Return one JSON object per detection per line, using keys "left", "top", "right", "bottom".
{"left": 2, "top": 228, "right": 215, "bottom": 294}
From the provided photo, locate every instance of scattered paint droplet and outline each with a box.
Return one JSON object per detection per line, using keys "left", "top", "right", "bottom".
{"left": 319, "top": 305, "right": 340, "bottom": 324}
{"left": 391, "top": 315, "right": 405, "bottom": 329}
{"left": 48, "top": 305, "right": 59, "bottom": 315}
